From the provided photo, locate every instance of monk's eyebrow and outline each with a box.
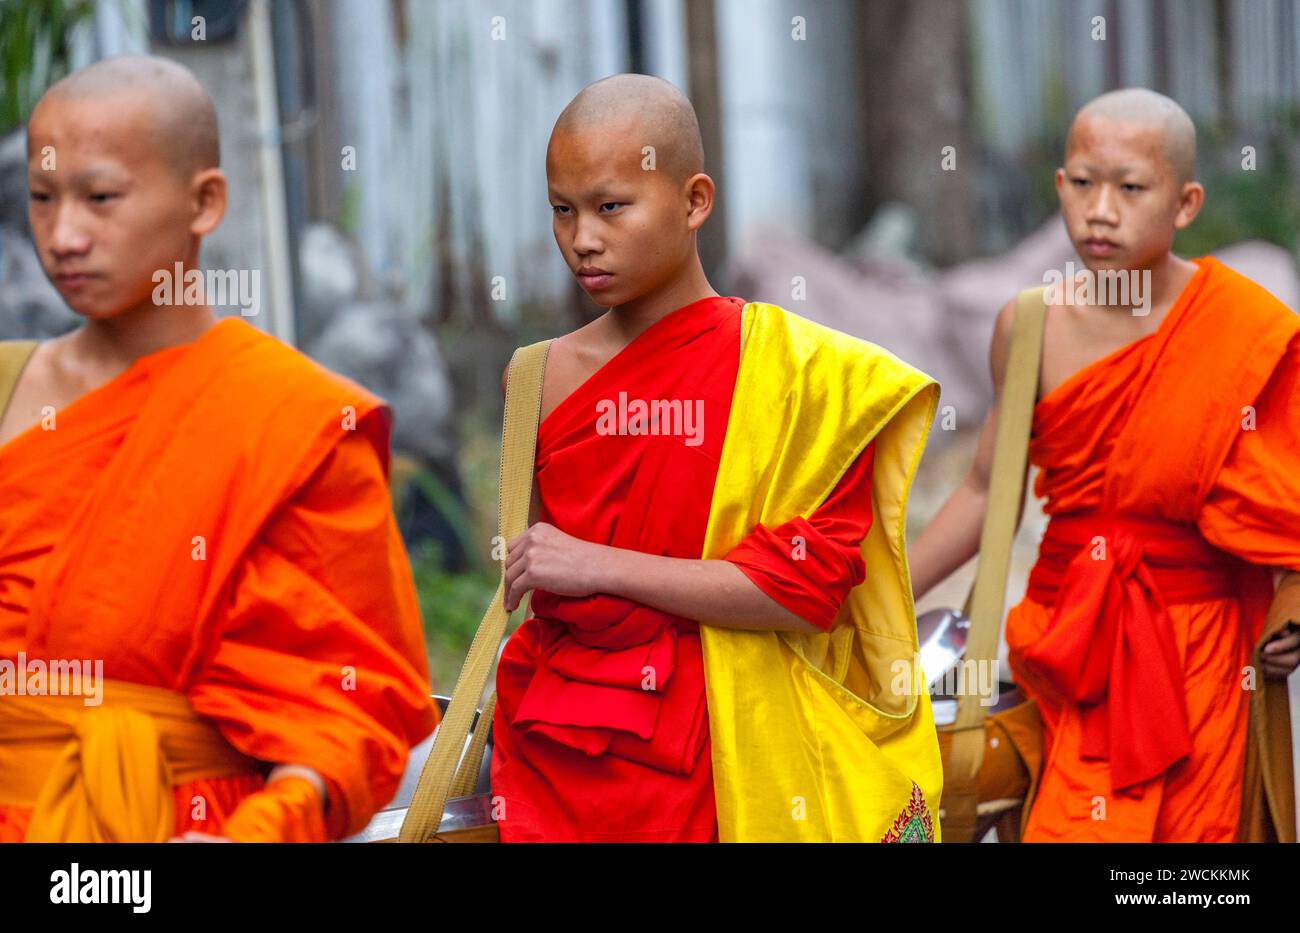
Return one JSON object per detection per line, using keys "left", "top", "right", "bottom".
{"left": 27, "top": 167, "right": 125, "bottom": 186}
{"left": 1066, "top": 160, "right": 1149, "bottom": 180}
{"left": 589, "top": 185, "right": 632, "bottom": 200}
{"left": 549, "top": 178, "right": 633, "bottom": 202}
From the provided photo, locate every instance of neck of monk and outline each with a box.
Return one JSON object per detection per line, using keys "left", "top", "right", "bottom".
{"left": 608, "top": 252, "right": 719, "bottom": 340}
{"left": 1089, "top": 252, "right": 1197, "bottom": 322}
{"left": 73, "top": 287, "right": 217, "bottom": 376}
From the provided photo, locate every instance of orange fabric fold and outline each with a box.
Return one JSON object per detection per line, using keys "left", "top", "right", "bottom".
{"left": 1021, "top": 513, "right": 1236, "bottom": 791}
{"left": 0, "top": 680, "right": 260, "bottom": 842}
{"left": 222, "top": 775, "right": 327, "bottom": 843}
{"left": 0, "top": 319, "right": 437, "bottom": 841}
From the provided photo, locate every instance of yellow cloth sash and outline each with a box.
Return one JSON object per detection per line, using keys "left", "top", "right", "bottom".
{"left": 700, "top": 302, "right": 943, "bottom": 841}
{"left": 0, "top": 679, "right": 260, "bottom": 841}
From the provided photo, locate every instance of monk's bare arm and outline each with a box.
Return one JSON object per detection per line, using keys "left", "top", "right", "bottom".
{"left": 503, "top": 523, "right": 821, "bottom": 634}
{"left": 908, "top": 298, "right": 1027, "bottom": 600}
{"left": 500, "top": 362, "right": 817, "bottom": 633}
{"left": 597, "top": 546, "right": 822, "bottom": 634}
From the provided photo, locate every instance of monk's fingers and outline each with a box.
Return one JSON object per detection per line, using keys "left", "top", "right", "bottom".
{"left": 1263, "top": 631, "right": 1300, "bottom": 654}
{"left": 506, "top": 524, "right": 550, "bottom": 566}
{"left": 503, "top": 559, "right": 522, "bottom": 610}
{"left": 1262, "top": 653, "right": 1300, "bottom": 675}
{"left": 505, "top": 569, "right": 533, "bottom": 614}
{"left": 505, "top": 532, "right": 527, "bottom": 564}
{"left": 1261, "top": 651, "right": 1300, "bottom": 678}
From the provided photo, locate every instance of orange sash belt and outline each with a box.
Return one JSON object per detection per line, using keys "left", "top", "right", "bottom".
{"left": 0, "top": 678, "right": 260, "bottom": 841}
{"left": 1023, "top": 512, "right": 1237, "bottom": 791}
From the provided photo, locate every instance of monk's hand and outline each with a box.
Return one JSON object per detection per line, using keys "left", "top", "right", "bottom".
{"left": 504, "top": 522, "right": 606, "bottom": 612}
{"left": 1261, "top": 623, "right": 1300, "bottom": 679}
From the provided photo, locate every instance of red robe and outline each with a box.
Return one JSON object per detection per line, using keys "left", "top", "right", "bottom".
{"left": 491, "top": 296, "right": 875, "bottom": 841}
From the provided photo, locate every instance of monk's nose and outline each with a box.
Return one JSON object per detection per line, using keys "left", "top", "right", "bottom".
{"left": 46, "top": 203, "right": 93, "bottom": 257}
{"left": 571, "top": 212, "right": 604, "bottom": 255}
{"left": 1085, "top": 185, "right": 1120, "bottom": 225}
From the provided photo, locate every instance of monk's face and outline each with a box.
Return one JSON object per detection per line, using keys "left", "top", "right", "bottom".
{"left": 26, "top": 91, "right": 223, "bottom": 321}
{"left": 1055, "top": 114, "right": 1202, "bottom": 273}
{"left": 547, "top": 118, "right": 708, "bottom": 308}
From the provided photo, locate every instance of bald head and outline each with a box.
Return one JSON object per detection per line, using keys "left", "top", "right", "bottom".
{"left": 552, "top": 74, "right": 704, "bottom": 183}
{"left": 1068, "top": 88, "right": 1196, "bottom": 183}
{"left": 38, "top": 55, "right": 219, "bottom": 177}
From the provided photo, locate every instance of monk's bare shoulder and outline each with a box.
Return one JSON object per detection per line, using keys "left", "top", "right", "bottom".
{"left": 502, "top": 316, "right": 611, "bottom": 425}
{"left": 0, "top": 336, "right": 82, "bottom": 445}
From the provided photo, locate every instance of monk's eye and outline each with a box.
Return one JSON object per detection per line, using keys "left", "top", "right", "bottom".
{"left": 1069, "top": 177, "right": 1090, "bottom": 188}
{"left": 551, "top": 205, "right": 571, "bottom": 217}
{"left": 599, "top": 202, "right": 624, "bottom": 213}
{"left": 89, "top": 193, "right": 119, "bottom": 203}
{"left": 28, "top": 191, "right": 51, "bottom": 203}
{"left": 1121, "top": 183, "right": 1144, "bottom": 193}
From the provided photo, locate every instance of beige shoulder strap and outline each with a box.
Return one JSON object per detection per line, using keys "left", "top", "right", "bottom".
{"left": 0, "top": 341, "right": 38, "bottom": 425}
{"left": 942, "top": 287, "right": 1047, "bottom": 842}
{"left": 399, "top": 338, "right": 552, "bottom": 842}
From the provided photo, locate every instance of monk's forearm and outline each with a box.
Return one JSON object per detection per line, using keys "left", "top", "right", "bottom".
{"left": 908, "top": 476, "right": 987, "bottom": 600}
{"left": 594, "top": 546, "right": 821, "bottom": 634}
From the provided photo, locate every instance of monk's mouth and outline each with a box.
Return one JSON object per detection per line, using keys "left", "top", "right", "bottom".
{"left": 1082, "top": 239, "right": 1120, "bottom": 257}
{"left": 54, "top": 273, "right": 101, "bottom": 289}
{"left": 577, "top": 271, "right": 614, "bottom": 290}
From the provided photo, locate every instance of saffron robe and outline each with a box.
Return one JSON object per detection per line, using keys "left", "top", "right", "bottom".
{"left": 1006, "top": 256, "right": 1300, "bottom": 842}
{"left": 491, "top": 296, "right": 878, "bottom": 841}
{"left": 0, "top": 318, "right": 438, "bottom": 841}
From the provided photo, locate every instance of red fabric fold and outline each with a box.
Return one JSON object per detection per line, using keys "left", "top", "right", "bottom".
{"left": 725, "top": 441, "right": 875, "bottom": 629}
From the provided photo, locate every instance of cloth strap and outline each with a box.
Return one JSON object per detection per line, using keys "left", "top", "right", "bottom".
{"left": 0, "top": 341, "right": 38, "bottom": 426}
{"left": 399, "top": 339, "right": 552, "bottom": 842}
{"left": 0, "top": 678, "right": 260, "bottom": 841}
{"left": 942, "top": 287, "right": 1046, "bottom": 842}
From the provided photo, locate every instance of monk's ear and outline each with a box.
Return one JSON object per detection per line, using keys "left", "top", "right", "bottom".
{"left": 684, "top": 172, "right": 714, "bottom": 232}
{"left": 189, "top": 168, "right": 227, "bottom": 238}
{"left": 1173, "top": 180, "right": 1204, "bottom": 230}
{"left": 1054, "top": 167, "right": 1067, "bottom": 199}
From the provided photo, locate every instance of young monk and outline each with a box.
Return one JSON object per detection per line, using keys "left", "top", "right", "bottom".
{"left": 910, "top": 88, "right": 1300, "bottom": 842}
{"left": 0, "top": 56, "right": 437, "bottom": 842}
{"left": 490, "top": 74, "right": 943, "bottom": 842}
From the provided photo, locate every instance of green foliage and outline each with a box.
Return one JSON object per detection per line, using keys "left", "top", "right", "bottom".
{"left": 408, "top": 538, "right": 498, "bottom": 694}
{"left": 1175, "top": 113, "right": 1300, "bottom": 257}
{"left": 399, "top": 416, "right": 512, "bottom": 694}
{"left": 0, "top": 0, "right": 97, "bottom": 134}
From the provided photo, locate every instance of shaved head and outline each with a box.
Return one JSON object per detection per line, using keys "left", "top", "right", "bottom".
{"left": 1068, "top": 88, "right": 1196, "bottom": 183}
{"left": 26, "top": 55, "right": 230, "bottom": 323}
{"left": 38, "top": 54, "right": 219, "bottom": 177}
{"left": 552, "top": 73, "right": 704, "bottom": 183}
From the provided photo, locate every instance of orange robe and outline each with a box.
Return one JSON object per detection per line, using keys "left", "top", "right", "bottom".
{"left": 0, "top": 318, "right": 437, "bottom": 841}
{"left": 1006, "top": 256, "right": 1300, "bottom": 841}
